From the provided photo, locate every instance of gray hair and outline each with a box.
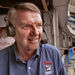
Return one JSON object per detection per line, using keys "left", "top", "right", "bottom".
{"left": 7, "top": 2, "right": 41, "bottom": 25}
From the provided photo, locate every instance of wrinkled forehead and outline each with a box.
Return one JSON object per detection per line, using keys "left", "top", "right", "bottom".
{"left": 16, "top": 10, "right": 41, "bottom": 18}
{"left": 15, "top": 10, "right": 43, "bottom": 25}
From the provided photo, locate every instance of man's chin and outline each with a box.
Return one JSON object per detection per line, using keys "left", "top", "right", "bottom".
{"left": 28, "top": 43, "right": 39, "bottom": 50}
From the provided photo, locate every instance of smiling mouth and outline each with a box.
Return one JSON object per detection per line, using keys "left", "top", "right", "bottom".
{"left": 28, "top": 38, "right": 38, "bottom": 41}
{"left": 29, "top": 39, "right": 39, "bottom": 44}
{"left": 28, "top": 37, "right": 39, "bottom": 43}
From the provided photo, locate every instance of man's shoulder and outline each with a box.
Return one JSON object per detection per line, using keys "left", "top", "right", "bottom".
{"left": 41, "top": 44, "right": 61, "bottom": 62}
{"left": 0, "top": 47, "right": 9, "bottom": 57}
{"left": 42, "top": 44, "right": 59, "bottom": 51}
{"left": 0, "top": 46, "right": 10, "bottom": 75}
{"left": 42, "top": 44, "right": 60, "bottom": 55}
{"left": 0, "top": 43, "right": 14, "bottom": 57}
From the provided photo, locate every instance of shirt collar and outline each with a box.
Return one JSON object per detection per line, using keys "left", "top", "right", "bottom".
{"left": 14, "top": 43, "right": 42, "bottom": 63}
{"left": 14, "top": 46, "right": 26, "bottom": 64}
{"left": 35, "top": 43, "right": 42, "bottom": 57}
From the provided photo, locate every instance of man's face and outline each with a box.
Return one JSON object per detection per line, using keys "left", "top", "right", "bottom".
{"left": 14, "top": 10, "right": 43, "bottom": 51}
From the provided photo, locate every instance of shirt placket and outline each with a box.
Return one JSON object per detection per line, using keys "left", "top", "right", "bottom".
{"left": 27, "top": 56, "right": 39, "bottom": 75}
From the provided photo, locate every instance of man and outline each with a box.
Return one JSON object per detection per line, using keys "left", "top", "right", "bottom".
{"left": 0, "top": 2, "right": 67, "bottom": 75}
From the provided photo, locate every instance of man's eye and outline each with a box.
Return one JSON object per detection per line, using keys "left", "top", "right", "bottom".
{"left": 21, "top": 24, "right": 42, "bottom": 29}
{"left": 22, "top": 25, "right": 32, "bottom": 29}
{"left": 37, "top": 24, "right": 42, "bottom": 28}
{"left": 24, "top": 25, "right": 31, "bottom": 28}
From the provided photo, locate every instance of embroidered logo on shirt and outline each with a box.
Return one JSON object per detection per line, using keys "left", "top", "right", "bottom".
{"left": 44, "top": 61, "right": 52, "bottom": 74}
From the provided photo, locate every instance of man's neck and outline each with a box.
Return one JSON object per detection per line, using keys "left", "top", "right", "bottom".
{"left": 16, "top": 44, "right": 36, "bottom": 61}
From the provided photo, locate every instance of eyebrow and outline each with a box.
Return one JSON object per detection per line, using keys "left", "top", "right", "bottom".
{"left": 19, "top": 22, "right": 43, "bottom": 25}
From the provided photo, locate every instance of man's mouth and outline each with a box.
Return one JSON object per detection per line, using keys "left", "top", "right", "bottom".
{"left": 28, "top": 36, "right": 39, "bottom": 43}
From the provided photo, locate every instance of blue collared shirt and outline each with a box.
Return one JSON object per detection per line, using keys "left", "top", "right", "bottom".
{"left": 8, "top": 43, "right": 66, "bottom": 75}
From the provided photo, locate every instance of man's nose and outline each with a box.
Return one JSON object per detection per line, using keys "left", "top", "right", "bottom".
{"left": 31, "top": 25, "right": 39, "bottom": 36}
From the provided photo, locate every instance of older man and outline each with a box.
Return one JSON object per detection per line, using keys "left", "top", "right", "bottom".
{"left": 0, "top": 2, "right": 67, "bottom": 75}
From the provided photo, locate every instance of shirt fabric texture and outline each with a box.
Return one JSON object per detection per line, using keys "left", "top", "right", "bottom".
{"left": 0, "top": 43, "right": 67, "bottom": 75}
